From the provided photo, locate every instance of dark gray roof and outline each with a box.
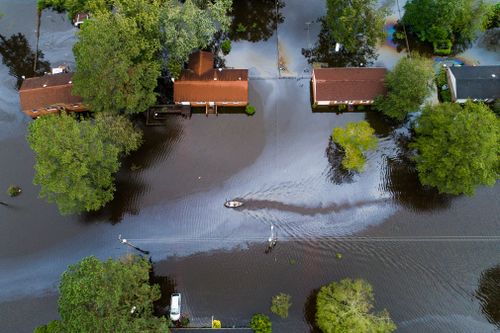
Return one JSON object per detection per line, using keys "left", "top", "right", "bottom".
{"left": 449, "top": 66, "right": 500, "bottom": 100}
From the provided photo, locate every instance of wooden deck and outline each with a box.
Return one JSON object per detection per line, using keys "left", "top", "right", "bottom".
{"left": 146, "top": 104, "right": 191, "bottom": 125}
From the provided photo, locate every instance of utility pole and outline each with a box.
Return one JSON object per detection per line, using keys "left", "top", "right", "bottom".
{"left": 396, "top": 0, "right": 411, "bottom": 56}
{"left": 118, "top": 235, "right": 150, "bottom": 255}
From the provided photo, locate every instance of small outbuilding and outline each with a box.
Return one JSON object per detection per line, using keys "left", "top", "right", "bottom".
{"left": 446, "top": 65, "right": 500, "bottom": 103}
{"left": 19, "top": 72, "right": 87, "bottom": 118}
{"left": 173, "top": 51, "right": 249, "bottom": 115}
{"left": 311, "top": 67, "right": 387, "bottom": 107}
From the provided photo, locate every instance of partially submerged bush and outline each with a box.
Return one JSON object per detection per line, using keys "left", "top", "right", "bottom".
{"left": 250, "top": 313, "right": 272, "bottom": 333}
{"left": 270, "top": 293, "right": 291, "bottom": 318}
{"left": 245, "top": 104, "right": 256, "bottom": 115}
{"left": 331, "top": 121, "right": 378, "bottom": 172}
{"left": 7, "top": 185, "right": 21, "bottom": 197}
{"left": 221, "top": 39, "right": 231, "bottom": 55}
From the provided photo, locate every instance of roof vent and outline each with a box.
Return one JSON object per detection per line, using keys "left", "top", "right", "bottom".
{"left": 214, "top": 78, "right": 217, "bottom": 80}
{"left": 68, "top": 80, "right": 72, "bottom": 84}
{"left": 492, "top": 74, "right": 497, "bottom": 78}
{"left": 238, "top": 77, "right": 241, "bottom": 80}
{"left": 43, "top": 84, "right": 47, "bottom": 87}
{"left": 218, "top": 68, "right": 222, "bottom": 72}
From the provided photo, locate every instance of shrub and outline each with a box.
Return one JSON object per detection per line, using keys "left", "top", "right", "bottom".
{"left": 245, "top": 104, "right": 256, "bottom": 115}
{"left": 250, "top": 314, "right": 272, "bottom": 333}
{"left": 221, "top": 40, "right": 231, "bottom": 55}
{"left": 433, "top": 40, "right": 452, "bottom": 55}
{"left": 7, "top": 185, "right": 21, "bottom": 197}
{"left": 212, "top": 319, "right": 222, "bottom": 328}
{"left": 270, "top": 293, "right": 291, "bottom": 318}
{"left": 236, "top": 23, "right": 247, "bottom": 33}
{"left": 331, "top": 121, "right": 378, "bottom": 172}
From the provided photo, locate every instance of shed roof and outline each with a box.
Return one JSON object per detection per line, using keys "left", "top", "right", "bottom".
{"left": 449, "top": 66, "right": 500, "bottom": 100}
{"left": 19, "top": 73, "right": 83, "bottom": 111}
{"left": 313, "top": 67, "right": 387, "bottom": 102}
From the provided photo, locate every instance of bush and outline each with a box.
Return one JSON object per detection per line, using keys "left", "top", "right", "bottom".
{"left": 7, "top": 185, "right": 21, "bottom": 197}
{"left": 270, "top": 293, "right": 291, "bottom": 318}
{"left": 34, "top": 320, "right": 61, "bottom": 333}
{"left": 245, "top": 104, "right": 256, "bottom": 115}
{"left": 433, "top": 40, "right": 452, "bottom": 55}
{"left": 212, "top": 319, "right": 222, "bottom": 328}
{"left": 250, "top": 314, "right": 272, "bottom": 333}
{"left": 331, "top": 121, "right": 378, "bottom": 172}
{"left": 435, "top": 67, "right": 452, "bottom": 102}
{"left": 221, "top": 40, "right": 231, "bottom": 55}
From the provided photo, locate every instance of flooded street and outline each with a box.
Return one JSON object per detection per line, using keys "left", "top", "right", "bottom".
{"left": 1, "top": 0, "right": 499, "bottom": 332}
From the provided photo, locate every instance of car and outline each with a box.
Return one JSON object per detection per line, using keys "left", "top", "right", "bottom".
{"left": 170, "top": 293, "right": 181, "bottom": 321}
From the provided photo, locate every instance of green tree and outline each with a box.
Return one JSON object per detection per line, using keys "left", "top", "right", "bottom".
{"left": 250, "top": 314, "right": 272, "bottom": 333}
{"left": 73, "top": 5, "right": 161, "bottom": 114}
{"left": 375, "top": 55, "right": 434, "bottom": 121}
{"left": 27, "top": 113, "right": 142, "bottom": 215}
{"left": 55, "top": 255, "right": 168, "bottom": 332}
{"left": 411, "top": 101, "right": 499, "bottom": 195}
{"left": 402, "top": 0, "right": 487, "bottom": 50}
{"left": 34, "top": 320, "right": 62, "bottom": 333}
{"left": 332, "top": 121, "right": 378, "bottom": 172}
{"left": 304, "top": 0, "right": 387, "bottom": 67}
{"left": 316, "top": 279, "right": 396, "bottom": 333}
{"left": 37, "top": 0, "right": 111, "bottom": 18}
{"left": 159, "top": 0, "right": 232, "bottom": 78}
{"left": 270, "top": 293, "right": 291, "bottom": 319}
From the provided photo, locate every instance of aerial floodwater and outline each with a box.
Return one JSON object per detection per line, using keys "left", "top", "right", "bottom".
{"left": 1, "top": 0, "right": 499, "bottom": 332}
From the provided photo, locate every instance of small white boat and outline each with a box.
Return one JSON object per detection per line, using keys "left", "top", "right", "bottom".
{"left": 170, "top": 293, "right": 181, "bottom": 321}
{"left": 224, "top": 200, "right": 244, "bottom": 208}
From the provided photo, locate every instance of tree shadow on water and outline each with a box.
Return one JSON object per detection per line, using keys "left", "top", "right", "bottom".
{"left": 382, "top": 137, "right": 452, "bottom": 212}
{"left": 0, "top": 33, "right": 51, "bottom": 88}
{"left": 325, "top": 139, "right": 355, "bottom": 185}
{"left": 476, "top": 265, "right": 500, "bottom": 328}
{"left": 80, "top": 117, "right": 184, "bottom": 224}
{"left": 229, "top": 0, "right": 285, "bottom": 42}
{"left": 150, "top": 268, "right": 177, "bottom": 317}
{"left": 304, "top": 288, "right": 321, "bottom": 333}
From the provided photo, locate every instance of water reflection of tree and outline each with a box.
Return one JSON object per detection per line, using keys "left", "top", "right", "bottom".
{"left": 0, "top": 33, "right": 51, "bottom": 88}
{"left": 476, "top": 265, "right": 500, "bottom": 328}
{"left": 302, "top": 18, "right": 378, "bottom": 67}
{"left": 383, "top": 137, "right": 451, "bottom": 212}
{"left": 325, "top": 139, "right": 355, "bottom": 185}
{"left": 150, "top": 269, "right": 177, "bottom": 316}
{"left": 229, "top": 0, "right": 285, "bottom": 42}
{"left": 303, "top": 288, "right": 322, "bottom": 333}
{"left": 81, "top": 118, "right": 183, "bottom": 224}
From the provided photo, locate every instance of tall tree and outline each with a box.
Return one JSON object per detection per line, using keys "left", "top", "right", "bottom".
{"left": 411, "top": 101, "right": 499, "bottom": 195}
{"left": 402, "top": 0, "right": 487, "bottom": 50}
{"left": 159, "top": 0, "right": 232, "bottom": 78}
{"left": 375, "top": 55, "right": 434, "bottom": 121}
{"left": 73, "top": 4, "right": 161, "bottom": 114}
{"left": 36, "top": 255, "right": 168, "bottom": 333}
{"left": 28, "top": 113, "right": 142, "bottom": 214}
{"left": 316, "top": 279, "right": 396, "bottom": 333}
{"left": 303, "top": 0, "right": 387, "bottom": 67}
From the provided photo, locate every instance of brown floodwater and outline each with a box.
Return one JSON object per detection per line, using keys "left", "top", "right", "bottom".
{"left": 0, "top": 1, "right": 499, "bottom": 332}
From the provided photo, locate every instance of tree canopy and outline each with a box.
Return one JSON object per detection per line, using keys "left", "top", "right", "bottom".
{"left": 375, "top": 55, "right": 434, "bottom": 121}
{"left": 402, "top": 0, "right": 487, "bottom": 50}
{"left": 411, "top": 101, "right": 499, "bottom": 195}
{"left": 316, "top": 279, "right": 396, "bottom": 333}
{"left": 38, "top": 255, "right": 168, "bottom": 333}
{"left": 73, "top": 3, "right": 161, "bottom": 114}
{"left": 304, "top": 0, "right": 387, "bottom": 67}
{"left": 332, "top": 121, "right": 378, "bottom": 172}
{"left": 249, "top": 313, "right": 272, "bottom": 333}
{"left": 159, "top": 0, "right": 232, "bottom": 78}
{"left": 28, "top": 113, "right": 142, "bottom": 215}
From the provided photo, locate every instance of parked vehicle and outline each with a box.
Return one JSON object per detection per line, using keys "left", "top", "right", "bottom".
{"left": 170, "top": 293, "right": 181, "bottom": 321}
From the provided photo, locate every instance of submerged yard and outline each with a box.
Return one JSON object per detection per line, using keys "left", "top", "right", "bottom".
{"left": 0, "top": 0, "right": 499, "bottom": 332}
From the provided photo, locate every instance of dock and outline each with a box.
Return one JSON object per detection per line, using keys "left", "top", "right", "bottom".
{"left": 146, "top": 104, "right": 191, "bottom": 125}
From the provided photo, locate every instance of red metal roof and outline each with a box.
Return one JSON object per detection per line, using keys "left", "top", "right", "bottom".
{"left": 313, "top": 67, "right": 387, "bottom": 102}
{"left": 19, "top": 73, "right": 83, "bottom": 111}
{"left": 174, "top": 52, "right": 249, "bottom": 103}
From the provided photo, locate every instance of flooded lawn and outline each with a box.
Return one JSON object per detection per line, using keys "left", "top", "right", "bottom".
{"left": 0, "top": 0, "right": 499, "bottom": 332}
